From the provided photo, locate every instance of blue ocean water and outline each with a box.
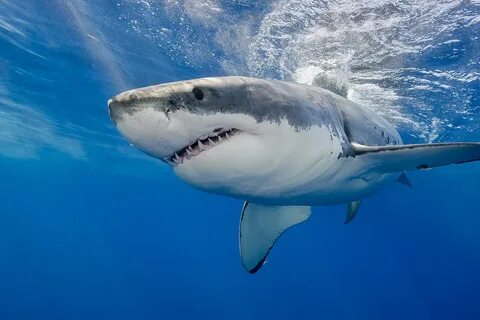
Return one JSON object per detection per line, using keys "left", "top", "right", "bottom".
{"left": 1, "top": 1, "right": 480, "bottom": 319}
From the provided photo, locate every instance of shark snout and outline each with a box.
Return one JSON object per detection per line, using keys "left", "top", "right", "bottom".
{"left": 107, "top": 90, "right": 140, "bottom": 125}
{"left": 107, "top": 91, "right": 181, "bottom": 160}
{"left": 108, "top": 98, "right": 124, "bottom": 125}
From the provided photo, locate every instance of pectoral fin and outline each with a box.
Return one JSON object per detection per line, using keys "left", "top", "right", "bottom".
{"left": 239, "top": 202, "right": 311, "bottom": 274}
{"left": 345, "top": 200, "right": 361, "bottom": 224}
{"left": 352, "top": 142, "right": 480, "bottom": 173}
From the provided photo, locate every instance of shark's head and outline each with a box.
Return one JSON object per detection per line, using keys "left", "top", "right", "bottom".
{"left": 108, "top": 76, "right": 345, "bottom": 201}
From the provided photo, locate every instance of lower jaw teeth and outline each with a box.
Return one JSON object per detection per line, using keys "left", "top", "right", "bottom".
{"left": 169, "top": 129, "right": 238, "bottom": 165}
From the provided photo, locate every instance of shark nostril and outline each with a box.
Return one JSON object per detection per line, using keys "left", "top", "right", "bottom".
{"left": 164, "top": 108, "right": 172, "bottom": 120}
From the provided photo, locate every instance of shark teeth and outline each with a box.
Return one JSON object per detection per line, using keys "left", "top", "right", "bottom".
{"left": 165, "top": 128, "right": 240, "bottom": 166}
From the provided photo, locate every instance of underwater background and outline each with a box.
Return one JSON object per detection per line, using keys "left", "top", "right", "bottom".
{"left": 1, "top": 1, "right": 480, "bottom": 319}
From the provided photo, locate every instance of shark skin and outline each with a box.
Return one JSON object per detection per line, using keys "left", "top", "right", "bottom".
{"left": 108, "top": 76, "right": 480, "bottom": 273}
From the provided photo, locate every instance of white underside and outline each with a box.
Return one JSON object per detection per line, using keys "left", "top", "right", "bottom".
{"left": 170, "top": 114, "right": 397, "bottom": 206}
{"left": 116, "top": 108, "right": 398, "bottom": 206}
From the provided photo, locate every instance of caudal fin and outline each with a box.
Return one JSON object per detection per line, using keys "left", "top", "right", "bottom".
{"left": 352, "top": 142, "right": 480, "bottom": 172}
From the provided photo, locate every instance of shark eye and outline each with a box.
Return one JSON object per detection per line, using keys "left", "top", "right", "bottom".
{"left": 192, "top": 87, "right": 204, "bottom": 100}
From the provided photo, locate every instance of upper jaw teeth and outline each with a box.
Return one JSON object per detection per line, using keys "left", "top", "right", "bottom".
{"left": 165, "top": 128, "right": 240, "bottom": 166}
{"left": 173, "top": 154, "right": 182, "bottom": 164}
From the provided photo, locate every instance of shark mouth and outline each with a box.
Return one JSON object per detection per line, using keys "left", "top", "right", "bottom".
{"left": 165, "top": 128, "right": 240, "bottom": 166}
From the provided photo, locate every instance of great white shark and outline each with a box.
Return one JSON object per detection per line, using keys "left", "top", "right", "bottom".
{"left": 108, "top": 76, "right": 480, "bottom": 273}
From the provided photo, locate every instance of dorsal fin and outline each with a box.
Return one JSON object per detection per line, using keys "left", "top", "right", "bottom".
{"left": 239, "top": 202, "right": 310, "bottom": 273}
{"left": 332, "top": 94, "right": 402, "bottom": 147}
{"left": 312, "top": 73, "right": 348, "bottom": 97}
